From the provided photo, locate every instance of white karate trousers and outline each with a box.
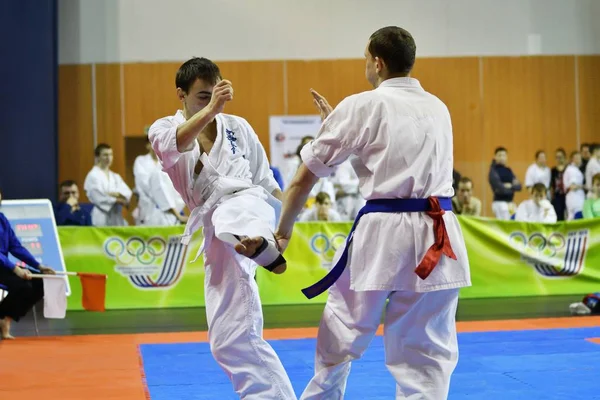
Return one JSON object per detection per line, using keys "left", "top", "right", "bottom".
{"left": 203, "top": 190, "right": 297, "bottom": 399}
{"left": 301, "top": 266, "right": 459, "bottom": 400}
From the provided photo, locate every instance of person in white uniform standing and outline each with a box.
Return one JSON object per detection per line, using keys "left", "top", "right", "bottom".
{"left": 148, "top": 57, "right": 295, "bottom": 399}
{"left": 524, "top": 150, "right": 551, "bottom": 192}
{"left": 144, "top": 167, "right": 188, "bottom": 226}
{"left": 564, "top": 151, "right": 585, "bottom": 220}
{"left": 585, "top": 144, "right": 600, "bottom": 193}
{"left": 275, "top": 26, "right": 471, "bottom": 400}
{"left": 83, "top": 144, "right": 133, "bottom": 226}
{"left": 282, "top": 136, "right": 337, "bottom": 206}
{"left": 331, "top": 158, "right": 365, "bottom": 220}
{"left": 132, "top": 134, "right": 161, "bottom": 225}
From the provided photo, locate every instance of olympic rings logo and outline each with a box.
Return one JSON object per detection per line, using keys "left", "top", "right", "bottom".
{"left": 310, "top": 233, "right": 347, "bottom": 261}
{"left": 104, "top": 236, "right": 167, "bottom": 265}
{"left": 508, "top": 232, "right": 566, "bottom": 259}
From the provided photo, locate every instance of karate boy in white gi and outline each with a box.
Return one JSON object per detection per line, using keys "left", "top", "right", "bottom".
{"left": 564, "top": 151, "right": 586, "bottom": 220}
{"left": 83, "top": 143, "right": 132, "bottom": 226}
{"left": 149, "top": 57, "right": 295, "bottom": 399}
{"left": 275, "top": 26, "right": 471, "bottom": 400}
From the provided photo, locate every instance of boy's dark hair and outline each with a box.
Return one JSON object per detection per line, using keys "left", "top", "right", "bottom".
{"left": 59, "top": 180, "right": 76, "bottom": 189}
{"left": 532, "top": 183, "right": 547, "bottom": 194}
{"left": 94, "top": 143, "right": 111, "bottom": 157}
{"left": 315, "top": 192, "right": 331, "bottom": 204}
{"left": 176, "top": 57, "right": 221, "bottom": 93}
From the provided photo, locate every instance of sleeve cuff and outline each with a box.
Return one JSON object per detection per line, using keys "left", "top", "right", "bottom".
{"left": 300, "top": 143, "right": 334, "bottom": 178}
{"left": 263, "top": 177, "right": 281, "bottom": 194}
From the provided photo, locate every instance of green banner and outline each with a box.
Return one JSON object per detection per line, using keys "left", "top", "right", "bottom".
{"left": 60, "top": 226, "right": 206, "bottom": 310}
{"left": 458, "top": 217, "right": 600, "bottom": 298}
{"left": 59, "top": 217, "right": 600, "bottom": 310}
{"left": 256, "top": 222, "right": 351, "bottom": 305}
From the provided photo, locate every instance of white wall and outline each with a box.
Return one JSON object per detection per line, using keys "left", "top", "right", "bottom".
{"left": 58, "top": 0, "right": 600, "bottom": 64}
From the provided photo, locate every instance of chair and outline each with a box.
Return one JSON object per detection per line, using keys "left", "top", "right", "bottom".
{"left": 0, "top": 283, "right": 40, "bottom": 336}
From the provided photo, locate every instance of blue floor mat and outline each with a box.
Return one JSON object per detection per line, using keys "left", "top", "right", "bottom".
{"left": 139, "top": 327, "right": 600, "bottom": 399}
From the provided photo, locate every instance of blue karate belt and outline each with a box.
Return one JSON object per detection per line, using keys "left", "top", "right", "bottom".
{"left": 301, "top": 197, "right": 455, "bottom": 299}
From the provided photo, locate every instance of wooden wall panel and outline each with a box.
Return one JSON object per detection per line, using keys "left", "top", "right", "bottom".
{"left": 286, "top": 59, "right": 371, "bottom": 115}
{"left": 58, "top": 65, "right": 94, "bottom": 202}
{"left": 482, "top": 56, "right": 577, "bottom": 210}
{"left": 95, "top": 63, "right": 132, "bottom": 223}
{"left": 122, "top": 63, "right": 181, "bottom": 137}
{"left": 95, "top": 64, "right": 126, "bottom": 179}
{"left": 577, "top": 56, "right": 600, "bottom": 146}
{"left": 59, "top": 56, "right": 586, "bottom": 219}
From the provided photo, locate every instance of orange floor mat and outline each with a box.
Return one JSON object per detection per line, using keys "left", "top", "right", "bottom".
{"left": 1, "top": 316, "right": 599, "bottom": 400}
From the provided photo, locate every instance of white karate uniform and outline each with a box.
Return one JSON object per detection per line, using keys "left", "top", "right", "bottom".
{"left": 149, "top": 110, "right": 295, "bottom": 399}
{"left": 310, "top": 177, "right": 337, "bottom": 203}
{"left": 299, "top": 77, "right": 471, "bottom": 400}
{"left": 144, "top": 168, "right": 186, "bottom": 226}
{"left": 524, "top": 163, "right": 551, "bottom": 189}
{"left": 281, "top": 155, "right": 302, "bottom": 188}
{"left": 585, "top": 157, "right": 600, "bottom": 191}
{"left": 563, "top": 164, "right": 585, "bottom": 220}
{"left": 514, "top": 199, "right": 557, "bottom": 223}
{"left": 330, "top": 158, "right": 365, "bottom": 220}
{"left": 298, "top": 207, "right": 343, "bottom": 222}
{"left": 83, "top": 166, "right": 132, "bottom": 226}
{"left": 492, "top": 201, "right": 516, "bottom": 220}
{"left": 133, "top": 153, "right": 160, "bottom": 225}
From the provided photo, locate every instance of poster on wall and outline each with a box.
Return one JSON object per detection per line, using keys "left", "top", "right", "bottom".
{"left": 269, "top": 115, "right": 322, "bottom": 173}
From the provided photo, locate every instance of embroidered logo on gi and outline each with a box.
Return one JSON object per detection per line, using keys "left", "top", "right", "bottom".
{"left": 310, "top": 232, "right": 348, "bottom": 269}
{"left": 104, "top": 236, "right": 188, "bottom": 289}
{"left": 508, "top": 230, "right": 589, "bottom": 278}
{"left": 226, "top": 129, "right": 238, "bottom": 154}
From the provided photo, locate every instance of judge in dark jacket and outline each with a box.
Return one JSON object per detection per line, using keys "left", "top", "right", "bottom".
{"left": 488, "top": 147, "right": 522, "bottom": 219}
{"left": 54, "top": 180, "right": 92, "bottom": 226}
{"left": 0, "top": 190, "right": 55, "bottom": 339}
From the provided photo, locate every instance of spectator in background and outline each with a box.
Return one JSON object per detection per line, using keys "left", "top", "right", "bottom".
{"left": 83, "top": 143, "right": 133, "bottom": 226}
{"left": 144, "top": 168, "right": 188, "bottom": 226}
{"left": 0, "top": 188, "right": 55, "bottom": 339}
{"left": 54, "top": 180, "right": 92, "bottom": 226}
{"left": 583, "top": 173, "right": 600, "bottom": 219}
{"left": 281, "top": 136, "right": 336, "bottom": 207}
{"left": 563, "top": 151, "right": 585, "bottom": 220}
{"left": 515, "top": 183, "right": 557, "bottom": 223}
{"left": 550, "top": 148, "right": 567, "bottom": 221}
{"left": 299, "top": 192, "right": 342, "bottom": 222}
{"left": 331, "top": 157, "right": 365, "bottom": 220}
{"left": 488, "top": 147, "right": 522, "bottom": 219}
{"left": 452, "top": 177, "right": 481, "bottom": 216}
{"left": 525, "top": 150, "right": 551, "bottom": 192}
{"left": 580, "top": 143, "right": 591, "bottom": 179}
{"left": 132, "top": 130, "right": 161, "bottom": 225}
{"left": 452, "top": 169, "right": 461, "bottom": 193}
{"left": 585, "top": 144, "right": 600, "bottom": 193}
{"left": 281, "top": 136, "right": 314, "bottom": 187}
